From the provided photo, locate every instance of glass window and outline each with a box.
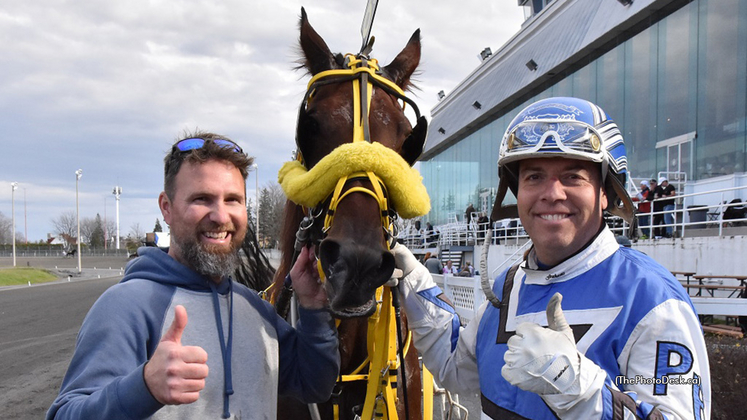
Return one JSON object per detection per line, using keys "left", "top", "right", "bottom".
{"left": 551, "top": 76, "right": 573, "bottom": 98}
{"left": 696, "top": 0, "right": 747, "bottom": 179}
{"left": 596, "top": 44, "right": 625, "bottom": 128}
{"left": 624, "top": 25, "right": 658, "bottom": 180}
{"left": 657, "top": 3, "right": 697, "bottom": 145}
{"left": 571, "top": 60, "right": 597, "bottom": 103}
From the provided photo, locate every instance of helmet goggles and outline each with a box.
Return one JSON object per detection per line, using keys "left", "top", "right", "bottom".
{"left": 503, "top": 118, "right": 605, "bottom": 164}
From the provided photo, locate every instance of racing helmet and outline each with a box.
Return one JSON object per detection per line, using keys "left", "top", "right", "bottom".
{"left": 490, "top": 97, "right": 636, "bottom": 225}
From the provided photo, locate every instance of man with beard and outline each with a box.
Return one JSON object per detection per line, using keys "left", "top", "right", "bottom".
{"left": 48, "top": 133, "right": 339, "bottom": 420}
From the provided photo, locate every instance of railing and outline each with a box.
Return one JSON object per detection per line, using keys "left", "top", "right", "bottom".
{"left": 639, "top": 185, "right": 747, "bottom": 239}
{"left": 0, "top": 246, "right": 131, "bottom": 258}
{"left": 400, "top": 217, "right": 529, "bottom": 251}
{"left": 400, "top": 180, "right": 747, "bottom": 247}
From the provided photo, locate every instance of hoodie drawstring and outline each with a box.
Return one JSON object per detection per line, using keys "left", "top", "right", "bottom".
{"left": 209, "top": 279, "right": 234, "bottom": 419}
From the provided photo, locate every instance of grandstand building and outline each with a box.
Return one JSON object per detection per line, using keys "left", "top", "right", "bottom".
{"left": 414, "top": 0, "right": 747, "bottom": 277}
{"left": 421, "top": 0, "right": 747, "bottom": 224}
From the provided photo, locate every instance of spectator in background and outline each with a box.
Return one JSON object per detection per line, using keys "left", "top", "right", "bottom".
{"left": 425, "top": 222, "right": 438, "bottom": 246}
{"left": 442, "top": 260, "right": 458, "bottom": 275}
{"left": 654, "top": 176, "right": 676, "bottom": 238}
{"left": 632, "top": 180, "right": 651, "bottom": 238}
{"left": 477, "top": 213, "right": 490, "bottom": 241}
{"left": 465, "top": 203, "right": 476, "bottom": 225}
{"left": 458, "top": 261, "right": 474, "bottom": 277}
{"left": 424, "top": 252, "right": 442, "bottom": 274}
{"left": 412, "top": 220, "right": 424, "bottom": 245}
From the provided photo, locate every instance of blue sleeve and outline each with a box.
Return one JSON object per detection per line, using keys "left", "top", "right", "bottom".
{"left": 275, "top": 306, "right": 340, "bottom": 403}
{"left": 46, "top": 282, "right": 169, "bottom": 420}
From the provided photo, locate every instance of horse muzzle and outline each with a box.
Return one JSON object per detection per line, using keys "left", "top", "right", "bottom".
{"left": 318, "top": 238, "right": 395, "bottom": 318}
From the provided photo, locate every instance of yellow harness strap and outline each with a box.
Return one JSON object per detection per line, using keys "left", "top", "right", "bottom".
{"left": 323, "top": 171, "right": 390, "bottom": 237}
{"left": 361, "top": 286, "right": 399, "bottom": 419}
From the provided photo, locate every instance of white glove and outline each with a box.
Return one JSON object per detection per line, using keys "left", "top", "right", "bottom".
{"left": 390, "top": 243, "right": 421, "bottom": 278}
{"left": 501, "top": 293, "right": 581, "bottom": 395}
{"left": 390, "top": 243, "right": 444, "bottom": 325}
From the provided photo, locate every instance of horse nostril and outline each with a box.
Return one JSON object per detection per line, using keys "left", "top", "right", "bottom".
{"left": 318, "top": 239, "right": 342, "bottom": 279}
{"left": 378, "top": 251, "right": 396, "bottom": 283}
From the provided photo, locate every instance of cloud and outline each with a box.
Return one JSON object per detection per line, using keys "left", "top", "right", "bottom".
{"left": 0, "top": 0, "right": 522, "bottom": 242}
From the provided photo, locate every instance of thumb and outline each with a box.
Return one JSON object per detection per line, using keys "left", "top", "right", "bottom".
{"left": 161, "top": 305, "right": 188, "bottom": 344}
{"left": 546, "top": 293, "right": 571, "bottom": 335}
{"left": 392, "top": 244, "right": 418, "bottom": 277}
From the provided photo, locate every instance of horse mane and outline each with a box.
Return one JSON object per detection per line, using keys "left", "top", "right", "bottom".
{"left": 233, "top": 220, "right": 276, "bottom": 292}
{"left": 268, "top": 200, "right": 306, "bottom": 300}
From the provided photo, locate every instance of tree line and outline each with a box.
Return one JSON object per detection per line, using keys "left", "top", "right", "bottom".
{"left": 0, "top": 211, "right": 25, "bottom": 244}
{"left": 38, "top": 181, "right": 287, "bottom": 251}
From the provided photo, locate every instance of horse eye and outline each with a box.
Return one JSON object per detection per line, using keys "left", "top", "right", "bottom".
{"left": 298, "top": 109, "right": 319, "bottom": 137}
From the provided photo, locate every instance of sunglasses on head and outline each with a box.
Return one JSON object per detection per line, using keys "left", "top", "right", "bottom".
{"left": 174, "top": 138, "right": 243, "bottom": 154}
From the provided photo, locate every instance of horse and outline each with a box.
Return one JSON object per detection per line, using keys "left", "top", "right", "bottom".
{"left": 270, "top": 8, "right": 430, "bottom": 420}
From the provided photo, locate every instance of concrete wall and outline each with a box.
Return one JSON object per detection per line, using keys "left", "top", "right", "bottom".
{"left": 633, "top": 236, "right": 747, "bottom": 275}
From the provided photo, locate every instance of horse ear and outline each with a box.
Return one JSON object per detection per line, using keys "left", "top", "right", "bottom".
{"left": 383, "top": 29, "right": 421, "bottom": 90}
{"left": 299, "top": 7, "right": 337, "bottom": 75}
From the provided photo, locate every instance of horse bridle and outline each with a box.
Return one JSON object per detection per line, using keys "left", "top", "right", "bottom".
{"left": 294, "top": 53, "right": 427, "bottom": 256}
{"left": 289, "top": 53, "right": 427, "bottom": 420}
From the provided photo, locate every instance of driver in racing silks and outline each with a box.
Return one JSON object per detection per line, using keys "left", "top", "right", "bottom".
{"left": 391, "top": 97, "right": 711, "bottom": 419}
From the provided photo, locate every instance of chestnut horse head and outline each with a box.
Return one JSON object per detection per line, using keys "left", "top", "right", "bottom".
{"left": 276, "top": 8, "right": 428, "bottom": 319}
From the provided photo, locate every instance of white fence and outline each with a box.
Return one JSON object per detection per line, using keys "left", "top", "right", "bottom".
{"left": 431, "top": 272, "right": 747, "bottom": 323}
{"left": 432, "top": 273, "right": 485, "bottom": 324}
{"left": 432, "top": 274, "right": 747, "bottom": 325}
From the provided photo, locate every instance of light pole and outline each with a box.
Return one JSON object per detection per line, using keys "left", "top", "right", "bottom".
{"left": 11, "top": 182, "right": 18, "bottom": 267}
{"left": 251, "top": 163, "right": 259, "bottom": 243}
{"left": 104, "top": 196, "right": 108, "bottom": 250}
{"left": 113, "top": 186, "right": 122, "bottom": 250}
{"left": 23, "top": 188, "right": 27, "bottom": 245}
{"left": 75, "top": 169, "right": 83, "bottom": 273}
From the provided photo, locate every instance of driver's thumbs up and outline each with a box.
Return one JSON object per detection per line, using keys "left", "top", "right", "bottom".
{"left": 546, "top": 293, "right": 571, "bottom": 335}
{"left": 144, "top": 305, "right": 209, "bottom": 405}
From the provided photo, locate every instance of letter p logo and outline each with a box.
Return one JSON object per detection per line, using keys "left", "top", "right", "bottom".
{"left": 654, "top": 341, "right": 693, "bottom": 395}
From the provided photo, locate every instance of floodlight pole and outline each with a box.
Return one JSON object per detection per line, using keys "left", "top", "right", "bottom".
{"left": 75, "top": 169, "right": 83, "bottom": 273}
{"left": 113, "top": 186, "right": 122, "bottom": 250}
{"left": 23, "top": 188, "right": 27, "bottom": 245}
{"left": 11, "top": 182, "right": 18, "bottom": 267}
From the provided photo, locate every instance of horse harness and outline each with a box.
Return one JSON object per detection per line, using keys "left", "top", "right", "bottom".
{"left": 284, "top": 53, "right": 429, "bottom": 420}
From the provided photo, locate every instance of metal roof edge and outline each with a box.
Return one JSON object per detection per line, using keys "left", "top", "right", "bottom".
{"left": 424, "top": 0, "right": 677, "bottom": 157}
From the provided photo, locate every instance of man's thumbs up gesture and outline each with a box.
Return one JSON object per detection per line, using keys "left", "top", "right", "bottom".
{"left": 144, "top": 305, "right": 209, "bottom": 405}
{"left": 501, "top": 293, "right": 582, "bottom": 395}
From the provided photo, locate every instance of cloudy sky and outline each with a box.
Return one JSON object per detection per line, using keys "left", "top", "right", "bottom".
{"left": 0, "top": 0, "right": 524, "bottom": 243}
